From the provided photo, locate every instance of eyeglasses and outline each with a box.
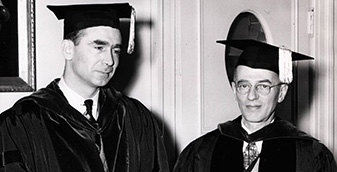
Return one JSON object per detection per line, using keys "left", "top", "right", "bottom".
{"left": 234, "top": 82, "right": 284, "bottom": 96}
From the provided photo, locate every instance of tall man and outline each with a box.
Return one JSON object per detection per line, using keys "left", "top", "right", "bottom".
{"left": 0, "top": 3, "right": 169, "bottom": 172}
{"left": 174, "top": 39, "right": 336, "bottom": 172}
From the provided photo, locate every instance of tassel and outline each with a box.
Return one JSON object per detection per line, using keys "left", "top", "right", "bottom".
{"left": 278, "top": 46, "right": 293, "bottom": 84}
{"left": 127, "top": 7, "right": 136, "bottom": 54}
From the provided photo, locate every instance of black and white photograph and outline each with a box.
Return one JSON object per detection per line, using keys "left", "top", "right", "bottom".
{"left": 0, "top": 0, "right": 336, "bottom": 171}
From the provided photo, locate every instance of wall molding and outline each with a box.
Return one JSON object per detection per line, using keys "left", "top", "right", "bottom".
{"left": 332, "top": 1, "right": 337, "bottom": 159}
{"left": 311, "top": 0, "right": 336, "bottom": 155}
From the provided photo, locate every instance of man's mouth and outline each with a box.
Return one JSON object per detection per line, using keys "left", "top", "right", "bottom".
{"left": 246, "top": 105, "right": 261, "bottom": 110}
{"left": 98, "top": 69, "right": 113, "bottom": 74}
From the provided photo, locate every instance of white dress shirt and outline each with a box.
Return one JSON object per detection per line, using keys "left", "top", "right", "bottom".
{"left": 58, "top": 78, "right": 99, "bottom": 120}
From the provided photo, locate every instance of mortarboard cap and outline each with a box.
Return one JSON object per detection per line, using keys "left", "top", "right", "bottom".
{"left": 216, "top": 39, "right": 314, "bottom": 84}
{"left": 47, "top": 3, "right": 136, "bottom": 54}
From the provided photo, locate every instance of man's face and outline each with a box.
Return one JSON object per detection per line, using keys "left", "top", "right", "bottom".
{"left": 231, "top": 65, "right": 288, "bottom": 125}
{"left": 65, "top": 26, "right": 122, "bottom": 89}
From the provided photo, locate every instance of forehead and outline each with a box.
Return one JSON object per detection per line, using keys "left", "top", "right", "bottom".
{"left": 81, "top": 26, "right": 122, "bottom": 43}
{"left": 234, "top": 65, "right": 280, "bottom": 83}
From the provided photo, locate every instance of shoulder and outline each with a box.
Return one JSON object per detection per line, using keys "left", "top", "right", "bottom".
{"left": 311, "top": 140, "right": 336, "bottom": 168}
{"left": 296, "top": 137, "right": 337, "bottom": 171}
{"left": 193, "top": 129, "right": 221, "bottom": 147}
{"left": 102, "top": 86, "right": 149, "bottom": 112}
{"left": 179, "top": 118, "right": 241, "bottom": 156}
{"left": 103, "top": 87, "right": 161, "bottom": 129}
{"left": 1, "top": 95, "right": 40, "bottom": 119}
{"left": 295, "top": 137, "right": 337, "bottom": 171}
{"left": 174, "top": 129, "right": 221, "bottom": 172}
{"left": 179, "top": 129, "right": 221, "bottom": 159}
{"left": 107, "top": 87, "right": 153, "bottom": 118}
{"left": 119, "top": 92, "right": 150, "bottom": 113}
{"left": 0, "top": 83, "right": 63, "bottom": 122}
{"left": 0, "top": 93, "right": 47, "bottom": 143}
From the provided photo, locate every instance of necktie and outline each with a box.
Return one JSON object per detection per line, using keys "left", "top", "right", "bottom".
{"left": 84, "top": 99, "right": 107, "bottom": 170}
{"left": 84, "top": 99, "right": 100, "bottom": 149}
{"left": 84, "top": 99, "right": 95, "bottom": 123}
{"left": 243, "top": 142, "right": 259, "bottom": 170}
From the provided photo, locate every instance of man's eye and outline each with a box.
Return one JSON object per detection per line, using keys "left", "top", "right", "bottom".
{"left": 238, "top": 84, "right": 249, "bottom": 88}
{"left": 95, "top": 46, "right": 104, "bottom": 51}
{"left": 113, "top": 48, "right": 121, "bottom": 54}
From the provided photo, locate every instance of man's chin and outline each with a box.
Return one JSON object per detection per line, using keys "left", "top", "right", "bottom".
{"left": 242, "top": 114, "right": 263, "bottom": 123}
{"left": 93, "top": 78, "right": 111, "bottom": 87}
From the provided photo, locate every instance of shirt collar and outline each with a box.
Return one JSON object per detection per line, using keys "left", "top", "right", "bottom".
{"left": 241, "top": 118, "right": 275, "bottom": 135}
{"left": 58, "top": 77, "right": 99, "bottom": 118}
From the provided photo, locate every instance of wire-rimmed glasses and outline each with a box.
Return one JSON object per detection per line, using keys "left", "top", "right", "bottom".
{"left": 234, "top": 82, "right": 284, "bottom": 96}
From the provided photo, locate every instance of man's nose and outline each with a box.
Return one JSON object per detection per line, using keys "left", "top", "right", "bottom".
{"left": 103, "top": 53, "right": 114, "bottom": 66}
{"left": 247, "top": 86, "right": 259, "bottom": 100}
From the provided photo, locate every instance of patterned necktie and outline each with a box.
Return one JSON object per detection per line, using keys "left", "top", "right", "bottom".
{"left": 243, "top": 142, "right": 259, "bottom": 170}
{"left": 84, "top": 99, "right": 95, "bottom": 123}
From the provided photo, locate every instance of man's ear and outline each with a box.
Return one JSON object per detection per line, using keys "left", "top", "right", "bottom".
{"left": 278, "top": 84, "right": 289, "bottom": 103}
{"left": 231, "top": 82, "right": 239, "bottom": 101}
{"left": 62, "top": 40, "right": 74, "bottom": 60}
{"left": 231, "top": 82, "right": 236, "bottom": 94}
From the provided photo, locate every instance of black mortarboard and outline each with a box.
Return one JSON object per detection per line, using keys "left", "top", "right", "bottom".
{"left": 47, "top": 3, "right": 136, "bottom": 54}
{"left": 216, "top": 39, "right": 314, "bottom": 84}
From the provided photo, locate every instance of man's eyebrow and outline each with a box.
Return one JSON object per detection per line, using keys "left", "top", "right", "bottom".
{"left": 257, "top": 79, "right": 272, "bottom": 84}
{"left": 236, "top": 80, "right": 249, "bottom": 84}
{"left": 236, "top": 79, "right": 272, "bottom": 84}
{"left": 112, "top": 44, "right": 122, "bottom": 49}
{"left": 90, "top": 40, "right": 122, "bottom": 48}
{"left": 91, "top": 39, "right": 109, "bottom": 45}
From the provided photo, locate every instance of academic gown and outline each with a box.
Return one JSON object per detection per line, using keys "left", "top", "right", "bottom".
{"left": 173, "top": 116, "right": 337, "bottom": 172}
{"left": 0, "top": 79, "right": 169, "bottom": 172}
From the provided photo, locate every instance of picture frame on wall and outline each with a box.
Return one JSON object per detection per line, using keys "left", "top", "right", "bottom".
{"left": 0, "top": 0, "right": 35, "bottom": 92}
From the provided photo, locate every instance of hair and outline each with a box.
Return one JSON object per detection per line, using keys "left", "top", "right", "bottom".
{"left": 232, "top": 67, "right": 238, "bottom": 83}
{"left": 64, "top": 29, "right": 86, "bottom": 45}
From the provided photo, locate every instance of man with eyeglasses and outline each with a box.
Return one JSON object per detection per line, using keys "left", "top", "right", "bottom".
{"left": 174, "top": 39, "right": 336, "bottom": 172}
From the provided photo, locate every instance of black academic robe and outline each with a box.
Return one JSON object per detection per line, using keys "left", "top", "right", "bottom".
{"left": 173, "top": 116, "right": 337, "bottom": 172}
{"left": 0, "top": 79, "right": 169, "bottom": 172}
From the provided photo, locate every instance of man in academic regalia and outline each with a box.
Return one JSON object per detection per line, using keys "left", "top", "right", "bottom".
{"left": 0, "top": 3, "right": 169, "bottom": 172}
{"left": 173, "top": 39, "right": 337, "bottom": 172}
